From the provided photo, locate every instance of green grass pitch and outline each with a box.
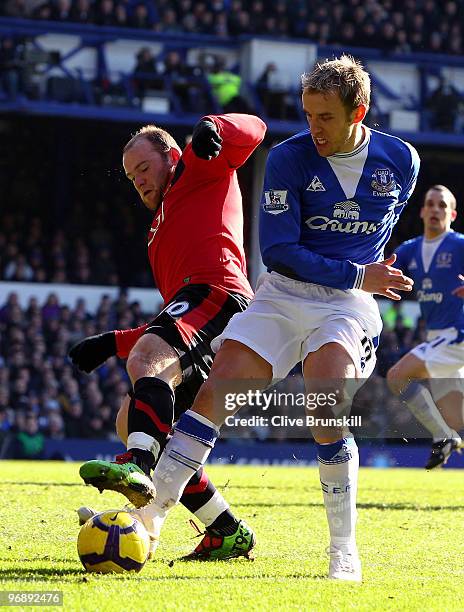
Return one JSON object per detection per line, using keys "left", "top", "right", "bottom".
{"left": 1, "top": 461, "right": 463, "bottom": 611}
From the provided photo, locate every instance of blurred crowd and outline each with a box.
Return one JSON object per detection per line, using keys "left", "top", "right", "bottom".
{"left": 0, "top": 213, "right": 149, "bottom": 287}
{"left": 131, "top": 49, "right": 252, "bottom": 115}
{"left": 2, "top": 1, "right": 464, "bottom": 128}
{"left": 0, "top": 290, "right": 424, "bottom": 456}
{"left": 0, "top": 119, "right": 154, "bottom": 288}
{"left": 1, "top": 4, "right": 463, "bottom": 133}
{"left": 1, "top": 32, "right": 463, "bottom": 129}
{"left": 2, "top": 0, "right": 464, "bottom": 56}
{"left": 0, "top": 291, "right": 147, "bottom": 457}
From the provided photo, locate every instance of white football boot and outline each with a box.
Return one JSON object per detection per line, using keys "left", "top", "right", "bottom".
{"left": 327, "top": 544, "right": 362, "bottom": 582}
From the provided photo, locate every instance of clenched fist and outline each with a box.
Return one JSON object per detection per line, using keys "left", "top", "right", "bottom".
{"left": 191, "top": 119, "right": 223, "bottom": 160}
{"left": 68, "top": 331, "right": 117, "bottom": 373}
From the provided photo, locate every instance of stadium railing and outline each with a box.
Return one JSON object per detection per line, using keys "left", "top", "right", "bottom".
{"left": 0, "top": 17, "right": 463, "bottom": 143}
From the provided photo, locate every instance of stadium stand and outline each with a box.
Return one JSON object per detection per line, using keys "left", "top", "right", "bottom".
{"left": 0, "top": 291, "right": 140, "bottom": 453}
{"left": 1, "top": 1, "right": 463, "bottom": 57}
{"left": 0, "top": 2, "right": 463, "bottom": 131}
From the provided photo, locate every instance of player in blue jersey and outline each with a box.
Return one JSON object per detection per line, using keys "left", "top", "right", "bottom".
{"left": 387, "top": 185, "right": 464, "bottom": 469}
{"left": 131, "top": 56, "right": 419, "bottom": 581}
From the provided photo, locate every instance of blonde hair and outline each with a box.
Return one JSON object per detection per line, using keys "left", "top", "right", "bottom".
{"left": 301, "top": 55, "right": 370, "bottom": 114}
{"left": 123, "top": 125, "right": 181, "bottom": 161}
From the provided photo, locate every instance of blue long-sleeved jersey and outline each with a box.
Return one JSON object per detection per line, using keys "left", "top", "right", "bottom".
{"left": 395, "top": 232, "right": 464, "bottom": 330}
{"left": 259, "top": 127, "right": 420, "bottom": 290}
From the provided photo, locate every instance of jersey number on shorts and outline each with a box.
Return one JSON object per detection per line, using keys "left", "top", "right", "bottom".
{"left": 360, "top": 335, "right": 374, "bottom": 372}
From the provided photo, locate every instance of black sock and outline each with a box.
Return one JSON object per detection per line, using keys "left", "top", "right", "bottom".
{"left": 208, "top": 510, "right": 239, "bottom": 535}
{"left": 127, "top": 448, "right": 156, "bottom": 475}
{"left": 127, "top": 376, "right": 175, "bottom": 462}
{"left": 180, "top": 467, "right": 215, "bottom": 512}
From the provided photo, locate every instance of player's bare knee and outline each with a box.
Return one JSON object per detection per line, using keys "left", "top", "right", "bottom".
{"left": 210, "top": 339, "right": 272, "bottom": 380}
{"left": 312, "top": 429, "right": 345, "bottom": 444}
{"left": 126, "top": 335, "right": 181, "bottom": 386}
{"left": 305, "top": 342, "right": 356, "bottom": 380}
{"left": 127, "top": 348, "right": 151, "bottom": 381}
{"left": 386, "top": 365, "right": 403, "bottom": 395}
{"left": 208, "top": 355, "right": 245, "bottom": 380}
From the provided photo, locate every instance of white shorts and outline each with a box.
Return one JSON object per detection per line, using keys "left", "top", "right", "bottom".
{"left": 212, "top": 272, "right": 383, "bottom": 379}
{"left": 411, "top": 327, "right": 464, "bottom": 400}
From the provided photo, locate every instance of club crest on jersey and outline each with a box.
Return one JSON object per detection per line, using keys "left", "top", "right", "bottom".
{"left": 263, "top": 190, "right": 289, "bottom": 215}
{"left": 371, "top": 168, "right": 396, "bottom": 195}
{"left": 436, "top": 252, "right": 452, "bottom": 268}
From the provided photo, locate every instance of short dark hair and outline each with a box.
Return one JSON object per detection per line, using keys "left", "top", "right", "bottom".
{"left": 123, "top": 125, "right": 181, "bottom": 161}
{"left": 301, "top": 55, "right": 371, "bottom": 114}
{"left": 425, "top": 184, "right": 457, "bottom": 210}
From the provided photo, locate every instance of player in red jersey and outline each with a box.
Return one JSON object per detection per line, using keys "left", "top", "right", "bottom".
{"left": 70, "top": 114, "right": 266, "bottom": 559}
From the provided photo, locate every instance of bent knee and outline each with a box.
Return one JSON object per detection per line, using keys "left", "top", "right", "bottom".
{"left": 126, "top": 335, "right": 181, "bottom": 385}
{"left": 385, "top": 366, "right": 400, "bottom": 391}
{"left": 386, "top": 364, "right": 407, "bottom": 395}
{"left": 126, "top": 350, "right": 148, "bottom": 380}
{"left": 126, "top": 337, "right": 156, "bottom": 375}
{"left": 386, "top": 365, "right": 397, "bottom": 384}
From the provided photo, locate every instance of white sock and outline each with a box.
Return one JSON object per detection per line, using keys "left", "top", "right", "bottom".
{"left": 127, "top": 432, "right": 160, "bottom": 459}
{"left": 133, "top": 502, "right": 166, "bottom": 541}
{"left": 400, "top": 382, "right": 455, "bottom": 442}
{"left": 152, "top": 410, "right": 219, "bottom": 513}
{"left": 194, "top": 490, "right": 230, "bottom": 527}
{"left": 317, "top": 437, "right": 359, "bottom": 549}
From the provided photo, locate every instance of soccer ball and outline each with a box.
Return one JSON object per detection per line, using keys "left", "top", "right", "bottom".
{"left": 77, "top": 510, "right": 150, "bottom": 573}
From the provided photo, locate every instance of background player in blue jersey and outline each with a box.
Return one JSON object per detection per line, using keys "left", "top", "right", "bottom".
{"left": 387, "top": 185, "right": 464, "bottom": 469}
{"left": 133, "top": 55, "right": 419, "bottom": 581}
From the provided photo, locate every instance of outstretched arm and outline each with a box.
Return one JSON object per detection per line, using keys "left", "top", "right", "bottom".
{"left": 69, "top": 323, "right": 149, "bottom": 372}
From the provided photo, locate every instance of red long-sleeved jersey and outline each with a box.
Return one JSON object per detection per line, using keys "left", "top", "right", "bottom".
{"left": 115, "top": 113, "right": 266, "bottom": 358}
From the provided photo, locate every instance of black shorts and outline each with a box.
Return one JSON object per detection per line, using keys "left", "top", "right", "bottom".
{"left": 144, "top": 284, "right": 250, "bottom": 418}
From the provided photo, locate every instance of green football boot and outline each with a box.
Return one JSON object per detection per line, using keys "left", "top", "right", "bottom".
{"left": 182, "top": 520, "right": 256, "bottom": 561}
{"left": 79, "top": 453, "right": 156, "bottom": 508}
